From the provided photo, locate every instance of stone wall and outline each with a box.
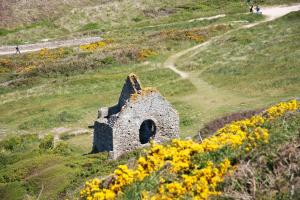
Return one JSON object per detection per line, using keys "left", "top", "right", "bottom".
{"left": 92, "top": 74, "right": 179, "bottom": 159}
{"left": 112, "top": 90, "right": 179, "bottom": 158}
{"left": 92, "top": 121, "right": 113, "bottom": 152}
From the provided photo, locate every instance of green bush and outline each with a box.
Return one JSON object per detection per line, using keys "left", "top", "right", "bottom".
{"left": 0, "top": 136, "right": 22, "bottom": 151}
{"left": 80, "top": 22, "right": 100, "bottom": 31}
{"left": 39, "top": 135, "right": 54, "bottom": 151}
{"left": 0, "top": 134, "right": 38, "bottom": 152}
{"left": 132, "top": 17, "right": 143, "bottom": 22}
{"left": 0, "top": 28, "right": 14, "bottom": 36}
{"left": 100, "top": 56, "right": 116, "bottom": 65}
{"left": 53, "top": 142, "right": 73, "bottom": 155}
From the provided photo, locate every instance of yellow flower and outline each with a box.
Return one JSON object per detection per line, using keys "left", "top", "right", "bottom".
{"left": 80, "top": 100, "right": 299, "bottom": 200}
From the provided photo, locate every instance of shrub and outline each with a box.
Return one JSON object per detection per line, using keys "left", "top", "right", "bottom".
{"left": 100, "top": 56, "right": 116, "bottom": 65}
{"left": 0, "top": 136, "right": 22, "bottom": 151}
{"left": 0, "top": 134, "right": 39, "bottom": 152}
{"left": 138, "top": 49, "right": 158, "bottom": 60}
{"left": 53, "top": 142, "right": 72, "bottom": 155}
{"left": 199, "top": 108, "right": 264, "bottom": 138}
{"left": 39, "top": 135, "right": 54, "bottom": 151}
{"left": 81, "top": 22, "right": 100, "bottom": 31}
{"left": 132, "top": 17, "right": 142, "bottom": 22}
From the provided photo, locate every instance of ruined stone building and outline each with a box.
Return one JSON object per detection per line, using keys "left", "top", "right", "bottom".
{"left": 92, "top": 74, "right": 179, "bottom": 159}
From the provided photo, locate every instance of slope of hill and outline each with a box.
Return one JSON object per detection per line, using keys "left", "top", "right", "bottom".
{"left": 79, "top": 100, "right": 300, "bottom": 200}
{"left": 0, "top": 0, "right": 297, "bottom": 45}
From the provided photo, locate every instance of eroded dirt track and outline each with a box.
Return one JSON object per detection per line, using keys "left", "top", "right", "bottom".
{"left": 164, "top": 4, "right": 300, "bottom": 78}
{"left": 0, "top": 37, "right": 102, "bottom": 55}
{"left": 162, "top": 4, "right": 300, "bottom": 124}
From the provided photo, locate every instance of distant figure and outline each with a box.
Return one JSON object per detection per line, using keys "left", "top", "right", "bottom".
{"left": 250, "top": 5, "right": 254, "bottom": 13}
{"left": 255, "top": 5, "right": 262, "bottom": 14}
{"left": 16, "top": 46, "right": 21, "bottom": 54}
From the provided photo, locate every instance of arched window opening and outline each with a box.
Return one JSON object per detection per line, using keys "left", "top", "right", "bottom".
{"left": 139, "top": 119, "right": 156, "bottom": 144}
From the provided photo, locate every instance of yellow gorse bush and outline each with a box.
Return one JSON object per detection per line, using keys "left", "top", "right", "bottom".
{"left": 265, "top": 100, "right": 298, "bottom": 119}
{"left": 39, "top": 48, "right": 66, "bottom": 59}
{"left": 80, "top": 40, "right": 113, "bottom": 51}
{"left": 185, "top": 31, "right": 205, "bottom": 43}
{"left": 143, "top": 159, "right": 232, "bottom": 200}
{"left": 21, "top": 65, "right": 38, "bottom": 73}
{"left": 80, "top": 100, "right": 300, "bottom": 200}
{"left": 138, "top": 49, "right": 158, "bottom": 60}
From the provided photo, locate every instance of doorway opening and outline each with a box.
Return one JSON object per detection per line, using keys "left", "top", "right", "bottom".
{"left": 139, "top": 119, "right": 156, "bottom": 144}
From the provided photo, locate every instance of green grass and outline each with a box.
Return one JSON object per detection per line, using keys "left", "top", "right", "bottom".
{"left": 0, "top": 133, "right": 143, "bottom": 199}
{"left": 0, "top": 17, "right": 235, "bottom": 136}
{"left": 0, "top": 67, "right": 187, "bottom": 133}
{"left": 180, "top": 11, "right": 300, "bottom": 98}
{"left": 1, "top": 8, "right": 299, "bottom": 137}
{"left": 0, "top": 28, "right": 15, "bottom": 36}
{"left": 0, "top": 182, "right": 27, "bottom": 200}
{"left": 80, "top": 22, "right": 100, "bottom": 31}
{"left": 169, "top": 11, "right": 300, "bottom": 136}
{"left": 1, "top": 0, "right": 295, "bottom": 45}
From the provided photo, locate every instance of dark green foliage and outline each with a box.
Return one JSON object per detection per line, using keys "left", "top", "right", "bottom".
{"left": 53, "top": 142, "right": 73, "bottom": 155}
{"left": 0, "top": 134, "right": 39, "bottom": 152}
{"left": 81, "top": 22, "right": 100, "bottom": 31}
{"left": 100, "top": 56, "right": 117, "bottom": 65}
{"left": 132, "top": 17, "right": 143, "bottom": 22}
{"left": 0, "top": 128, "right": 143, "bottom": 199}
{"left": 1, "top": 136, "right": 22, "bottom": 151}
{"left": 39, "top": 135, "right": 54, "bottom": 150}
{"left": 0, "top": 28, "right": 14, "bottom": 36}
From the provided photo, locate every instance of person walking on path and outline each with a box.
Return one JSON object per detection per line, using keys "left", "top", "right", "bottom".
{"left": 16, "top": 46, "right": 21, "bottom": 54}
{"left": 255, "top": 5, "right": 262, "bottom": 14}
{"left": 250, "top": 5, "right": 254, "bottom": 13}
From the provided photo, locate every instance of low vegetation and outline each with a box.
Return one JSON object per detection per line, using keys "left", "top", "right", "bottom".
{"left": 180, "top": 11, "right": 300, "bottom": 98}
{"left": 0, "top": 133, "right": 142, "bottom": 199}
{"left": 80, "top": 100, "right": 300, "bottom": 200}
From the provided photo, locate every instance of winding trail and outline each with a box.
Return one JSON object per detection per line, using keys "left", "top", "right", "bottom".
{"left": 164, "top": 4, "right": 300, "bottom": 79}
{"left": 0, "top": 37, "right": 102, "bottom": 55}
{"left": 0, "top": 14, "right": 227, "bottom": 56}
{"left": 163, "top": 4, "right": 300, "bottom": 131}
{"left": 2, "top": 4, "right": 297, "bottom": 57}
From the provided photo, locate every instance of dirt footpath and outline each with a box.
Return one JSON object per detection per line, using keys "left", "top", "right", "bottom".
{"left": 0, "top": 37, "right": 102, "bottom": 55}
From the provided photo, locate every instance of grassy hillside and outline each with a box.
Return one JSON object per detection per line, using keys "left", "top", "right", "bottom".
{"left": 79, "top": 101, "right": 300, "bottom": 200}
{"left": 0, "top": 0, "right": 244, "bottom": 45}
{"left": 179, "top": 11, "right": 300, "bottom": 98}
{"left": 0, "top": 6, "right": 299, "bottom": 138}
{"left": 0, "top": 0, "right": 297, "bottom": 45}
{"left": 0, "top": 11, "right": 264, "bottom": 138}
{"left": 0, "top": 133, "right": 142, "bottom": 200}
{"left": 217, "top": 114, "right": 300, "bottom": 199}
